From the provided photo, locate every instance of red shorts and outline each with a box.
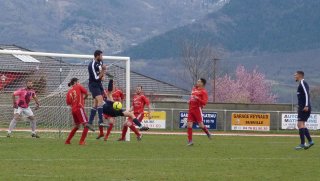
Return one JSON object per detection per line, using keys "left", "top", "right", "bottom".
{"left": 103, "top": 114, "right": 110, "bottom": 119}
{"left": 128, "top": 112, "right": 144, "bottom": 124}
{"left": 72, "top": 108, "right": 88, "bottom": 125}
{"left": 187, "top": 108, "right": 203, "bottom": 123}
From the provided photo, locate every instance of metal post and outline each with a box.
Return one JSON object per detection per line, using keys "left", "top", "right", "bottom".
{"left": 213, "top": 58, "right": 220, "bottom": 103}
{"left": 125, "top": 58, "right": 131, "bottom": 141}
{"left": 171, "top": 108, "right": 174, "bottom": 131}
{"left": 224, "top": 109, "right": 227, "bottom": 131}
{"left": 277, "top": 111, "right": 280, "bottom": 131}
{"left": 59, "top": 57, "right": 62, "bottom": 139}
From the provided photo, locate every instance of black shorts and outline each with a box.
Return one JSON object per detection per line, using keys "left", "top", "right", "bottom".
{"left": 89, "top": 82, "right": 104, "bottom": 99}
{"left": 297, "top": 108, "right": 311, "bottom": 121}
{"left": 103, "top": 103, "right": 124, "bottom": 117}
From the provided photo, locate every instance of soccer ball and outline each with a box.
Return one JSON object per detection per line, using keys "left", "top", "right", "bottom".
{"left": 113, "top": 101, "right": 122, "bottom": 110}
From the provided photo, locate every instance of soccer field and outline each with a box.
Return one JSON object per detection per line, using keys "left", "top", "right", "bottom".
{"left": 0, "top": 133, "right": 319, "bottom": 181}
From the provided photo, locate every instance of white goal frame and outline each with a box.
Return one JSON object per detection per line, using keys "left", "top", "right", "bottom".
{"left": 0, "top": 49, "right": 131, "bottom": 141}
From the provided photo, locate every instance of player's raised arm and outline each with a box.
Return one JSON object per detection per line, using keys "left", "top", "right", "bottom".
{"left": 106, "top": 79, "right": 114, "bottom": 101}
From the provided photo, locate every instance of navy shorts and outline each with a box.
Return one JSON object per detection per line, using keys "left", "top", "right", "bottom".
{"left": 297, "top": 108, "right": 311, "bottom": 121}
{"left": 89, "top": 82, "right": 104, "bottom": 99}
{"left": 103, "top": 103, "right": 124, "bottom": 117}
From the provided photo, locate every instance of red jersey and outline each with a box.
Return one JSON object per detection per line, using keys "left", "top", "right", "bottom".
{"left": 189, "top": 87, "right": 208, "bottom": 110}
{"left": 14, "top": 88, "right": 36, "bottom": 108}
{"left": 104, "top": 88, "right": 125, "bottom": 102}
{"left": 66, "top": 84, "right": 88, "bottom": 111}
{"left": 132, "top": 94, "right": 150, "bottom": 113}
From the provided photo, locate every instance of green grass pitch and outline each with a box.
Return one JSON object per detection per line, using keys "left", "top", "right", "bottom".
{"left": 0, "top": 133, "right": 319, "bottom": 181}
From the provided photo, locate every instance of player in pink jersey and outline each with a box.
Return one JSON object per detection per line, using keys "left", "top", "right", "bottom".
{"left": 7, "top": 80, "right": 40, "bottom": 138}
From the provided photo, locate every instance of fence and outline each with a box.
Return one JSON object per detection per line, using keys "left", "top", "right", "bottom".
{"left": 1, "top": 103, "right": 319, "bottom": 138}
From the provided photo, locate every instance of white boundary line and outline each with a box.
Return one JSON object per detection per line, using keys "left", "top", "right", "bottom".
{"left": 1, "top": 128, "right": 319, "bottom": 137}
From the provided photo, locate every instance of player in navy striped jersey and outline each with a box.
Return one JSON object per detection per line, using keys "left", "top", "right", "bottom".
{"left": 86, "top": 50, "right": 107, "bottom": 136}
{"left": 294, "top": 71, "right": 314, "bottom": 150}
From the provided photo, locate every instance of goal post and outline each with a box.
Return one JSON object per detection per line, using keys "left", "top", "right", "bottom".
{"left": 0, "top": 49, "right": 131, "bottom": 141}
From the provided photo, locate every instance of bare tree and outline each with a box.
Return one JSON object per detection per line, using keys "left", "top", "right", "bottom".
{"left": 181, "top": 38, "right": 221, "bottom": 85}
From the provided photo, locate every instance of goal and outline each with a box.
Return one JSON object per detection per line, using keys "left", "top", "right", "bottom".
{"left": 0, "top": 49, "right": 131, "bottom": 141}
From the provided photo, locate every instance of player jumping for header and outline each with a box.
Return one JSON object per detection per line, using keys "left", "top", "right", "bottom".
{"left": 187, "top": 78, "right": 212, "bottom": 146}
{"left": 7, "top": 80, "right": 40, "bottom": 138}
{"left": 294, "top": 71, "right": 314, "bottom": 150}
{"left": 86, "top": 50, "right": 107, "bottom": 133}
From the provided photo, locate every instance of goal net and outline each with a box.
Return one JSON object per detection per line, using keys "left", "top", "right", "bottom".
{"left": 0, "top": 49, "right": 131, "bottom": 140}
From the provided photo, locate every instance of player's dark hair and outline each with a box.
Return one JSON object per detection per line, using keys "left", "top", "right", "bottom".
{"left": 200, "top": 78, "right": 206, "bottom": 86}
{"left": 94, "top": 50, "right": 103, "bottom": 58}
{"left": 137, "top": 85, "right": 143, "bottom": 89}
{"left": 25, "top": 79, "right": 33, "bottom": 83}
{"left": 68, "top": 77, "right": 79, "bottom": 87}
{"left": 296, "top": 71, "right": 304, "bottom": 77}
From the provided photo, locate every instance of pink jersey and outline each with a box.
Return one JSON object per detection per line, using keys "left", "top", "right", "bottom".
{"left": 14, "top": 88, "right": 36, "bottom": 108}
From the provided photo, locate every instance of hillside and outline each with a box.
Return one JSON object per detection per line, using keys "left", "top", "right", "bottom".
{"left": 0, "top": 0, "right": 227, "bottom": 54}
{"left": 122, "top": 0, "right": 320, "bottom": 59}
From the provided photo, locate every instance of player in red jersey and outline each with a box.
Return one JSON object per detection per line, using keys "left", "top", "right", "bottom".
{"left": 7, "top": 80, "right": 40, "bottom": 138}
{"left": 118, "top": 85, "right": 151, "bottom": 141}
{"left": 187, "top": 78, "right": 212, "bottom": 146}
{"left": 100, "top": 84, "right": 125, "bottom": 141}
{"left": 65, "top": 78, "right": 90, "bottom": 145}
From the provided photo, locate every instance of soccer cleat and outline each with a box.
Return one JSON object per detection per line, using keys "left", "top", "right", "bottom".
{"left": 295, "top": 144, "right": 306, "bottom": 150}
{"left": 65, "top": 141, "right": 71, "bottom": 145}
{"left": 187, "top": 141, "right": 194, "bottom": 146}
{"left": 85, "top": 124, "right": 95, "bottom": 132}
{"left": 137, "top": 134, "right": 142, "bottom": 141}
{"left": 304, "top": 141, "right": 315, "bottom": 150}
{"left": 79, "top": 141, "right": 86, "bottom": 145}
{"left": 31, "top": 133, "right": 40, "bottom": 138}
{"left": 139, "top": 126, "right": 149, "bottom": 131}
{"left": 117, "top": 138, "right": 125, "bottom": 141}
{"left": 207, "top": 133, "right": 212, "bottom": 140}
{"left": 99, "top": 123, "right": 109, "bottom": 128}
{"left": 6, "top": 133, "right": 11, "bottom": 138}
{"left": 96, "top": 134, "right": 104, "bottom": 140}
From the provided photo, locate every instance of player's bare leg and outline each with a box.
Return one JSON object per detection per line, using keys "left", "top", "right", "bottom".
{"left": 104, "top": 117, "right": 115, "bottom": 141}
{"left": 199, "top": 122, "right": 212, "bottom": 140}
{"left": 7, "top": 113, "right": 20, "bottom": 137}
{"left": 187, "top": 121, "right": 194, "bottom": 146}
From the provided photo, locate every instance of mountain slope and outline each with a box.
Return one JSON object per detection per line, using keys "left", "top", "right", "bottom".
{"left": 0, "top": 0, "right": 226, "bottom": 53}
{"left": 122, "top": 0, "right": 320, "bottom": 59}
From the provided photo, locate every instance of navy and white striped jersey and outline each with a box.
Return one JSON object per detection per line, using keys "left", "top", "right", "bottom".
{"left": 297, "top": 79, "right": 311, "bottom": 109}
{"left": 88, "top": 59, "right": 103, "bottom": 84}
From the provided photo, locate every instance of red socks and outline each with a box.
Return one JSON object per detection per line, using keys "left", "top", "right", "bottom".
{"left": 129, "top": 125, "right": 140, "bottom": 137}
{"left": 66, "top": 127, "right": 79, "bottom": 142}
{"left": 104, "top": 123, "right": 114, "bottom": 140}
{"left": 187, "top": 128, "right": 192, "bottom": 142}
{"left": 202, "top": 127, "right": 210, "bottom": 135}
{"left": 98, "top": 126, "right": 104, "bottom": 136}
{"left": 80, "top": 127, "right": 89, "bottom": 142}
{"left": 121, "top": 126, "right": 128, "bottom": 140}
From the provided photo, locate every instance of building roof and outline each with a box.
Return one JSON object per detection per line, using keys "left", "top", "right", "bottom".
{"left": 0, "top": 44, "right": 188, "bottom": 97}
